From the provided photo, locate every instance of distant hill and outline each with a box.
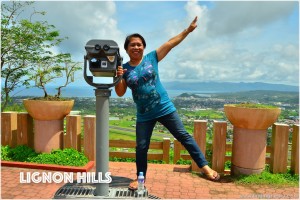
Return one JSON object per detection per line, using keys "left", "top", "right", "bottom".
{"left": 12, "top": 81, "right": 298, "bottom": 98}
{"left": 178, "top": 93, "right": 202, "bottom": 98}
{"left": 163, "top": 81, "right": 299, "bottom": 93}
{"left": 213, "top": 90, "right": 299, "bottom": 104}
{"left": 176, "top": 90, "right": 299, "bottom": 105}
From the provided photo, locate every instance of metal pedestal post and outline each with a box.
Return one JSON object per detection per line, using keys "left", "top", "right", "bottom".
{"left": 94, "top": 88, "right": 111, "bottom": 197}
{"left": 53, "top": 86, "right": 154, "bottom": 199}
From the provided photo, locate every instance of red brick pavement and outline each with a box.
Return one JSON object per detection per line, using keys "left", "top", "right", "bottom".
{"left": 1, "top": 162, "right": 299, "bottom": 199}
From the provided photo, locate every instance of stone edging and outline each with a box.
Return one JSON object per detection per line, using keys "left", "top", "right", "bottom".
{"left": 1, "top": 161, "right": 94, "bottom": 172}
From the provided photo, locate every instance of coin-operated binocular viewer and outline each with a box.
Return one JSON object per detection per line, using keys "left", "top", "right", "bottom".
{"left": 84, "top": 39, "right": 122, "bottom": 88}
{"left": 84, "top": 40, "right": 122, "bottom": 197}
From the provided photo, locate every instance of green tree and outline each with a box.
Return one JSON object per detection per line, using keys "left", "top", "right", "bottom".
{"left": 1, "top": 1, "right": 75, "bottom": 110}
{"left": 30, "top": 55, "right": 81, "bottom": 99}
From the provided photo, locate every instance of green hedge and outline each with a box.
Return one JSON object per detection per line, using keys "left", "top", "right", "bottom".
{"left": 1, "top": 145, "right": 89, "bottom": 167}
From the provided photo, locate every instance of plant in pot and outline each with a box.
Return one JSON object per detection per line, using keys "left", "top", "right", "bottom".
{"left": 1, "top": 1, "right": 81, "bottom": 153}
{"left": 23, "top": 54, "right": 81, "bottom": 153}
{"left": 224, "top": 103, "right": 281, "bottom": 175}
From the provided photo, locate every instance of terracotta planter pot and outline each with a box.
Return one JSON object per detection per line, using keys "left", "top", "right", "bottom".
{"left": 224, "top": 105, "right": 281, "bottom": 130}
{"left": 224, "top": 104, "right": 281, "bottom": 175}
{"left": 23, "top": 99, "right": 74, "bottom": 121}
{"left": 23, "top": 99, "right": 74, "bottom": 153}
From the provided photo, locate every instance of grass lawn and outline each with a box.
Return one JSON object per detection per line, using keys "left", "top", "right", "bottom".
{"left": 214, "top": 166, "right": 299, "bottom": 187}
{"left": 109, "top": 129, "right": 136, "bottom": 141}
{"left": 109, "top": 117, "right": 169, "bottom": 142}
{"left": 234, "top": 169, "right": 299, "bottom": 187}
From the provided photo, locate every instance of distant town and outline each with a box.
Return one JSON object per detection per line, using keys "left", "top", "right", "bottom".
{"left": 12, "top": 90, "right": 299, "bottom": 144}
{"left": 68, "top": 90, "right": 299, "bottom": 120}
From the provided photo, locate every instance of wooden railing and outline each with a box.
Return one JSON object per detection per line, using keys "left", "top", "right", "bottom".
{"left": 174, "top": 120, "right": 299, "bottom": 174}
{"left": 1, "top": 112, "right": 171, "bottom": 164}
{"left": 1, "top": 112, "right": 299, "bottom": 174}
{"left": 109, "top": 139, "right": 170, "bottom": 163}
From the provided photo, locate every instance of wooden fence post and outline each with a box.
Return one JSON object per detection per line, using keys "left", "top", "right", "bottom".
{"left": 65, "top": 115, "right": 82, "bottom": 151}
{"left": 1, "top": 112, "right": 18, "bottom": 147}
{"left": 212, "top": 121, "right": 227, "bottom": 173}
{"left": 270, "top": 123, "right": 289, "bottom": 173}
{"left": 17, "top": 112, "right": 34, "bottom": 148}
{"left": 84, "top": 115, "right": 96, "bottom": 161}
{"left": 291, "top": 124, "right": 299, "bottom": 174}
{"left": 173, "top": 139, "right": 181, "bottom": 164}
{"left": 191, "top": 120, "right": 207, "bottom": 172}
{"left": 162, "top": 138, "right": 170, "bottom": 164}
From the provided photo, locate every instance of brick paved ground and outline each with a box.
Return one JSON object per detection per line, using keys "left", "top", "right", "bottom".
{"left": 1, "top": 162, "right": 299, "bottom": 199}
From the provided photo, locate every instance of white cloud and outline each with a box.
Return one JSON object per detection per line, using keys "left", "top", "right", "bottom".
{"left": 273, "top": 44, "right": 299, "bottom": 59}
{"left": 30, "top": 1, "right": 123, "bottom": 61}
{"left": 158, "top": 1, "right": 298, "bottom": 86}
{"left": 206, "top": 1, "right": 297, "bottom": 36}
{"left": 3, "top": 1, "right": 297, "bottom": 86}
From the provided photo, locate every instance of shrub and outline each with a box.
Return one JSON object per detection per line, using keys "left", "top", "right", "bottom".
{"left": 7, "top": 145, "right": 37, "bottom": 162}
{"left": 28, "top": 148, "right": 88, "bottom": 167}
{"left": 1, "top": 145, "right": 89, "bottom": 167}
{"left": 1, "top": 145, "right": 11, "bottom": 161}
{"left": 231, "top": 102, "right": 278, "bottom": 109}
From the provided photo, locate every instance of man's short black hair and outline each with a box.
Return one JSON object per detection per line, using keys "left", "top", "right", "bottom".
{"left": 124, "top": 33, "right": 146, "bottom": 51}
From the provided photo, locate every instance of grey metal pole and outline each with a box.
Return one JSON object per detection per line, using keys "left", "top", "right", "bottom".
{"left": 94, "top": 88, "right": 111, "bottom": 196}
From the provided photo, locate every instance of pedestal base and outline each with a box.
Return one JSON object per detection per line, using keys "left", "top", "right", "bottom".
{"left": 231, "top": 164, "right": 264, "bottom": 175}
{"left": 231, "top": 127, "right": 267, "bottom": 176}
{"left": 34, "top": 120, "right": 63, "bottom": 153}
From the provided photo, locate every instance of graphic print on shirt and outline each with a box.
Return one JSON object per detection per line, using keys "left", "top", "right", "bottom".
{"left": 126, "top": 61, "right": 161, "bottom": 114}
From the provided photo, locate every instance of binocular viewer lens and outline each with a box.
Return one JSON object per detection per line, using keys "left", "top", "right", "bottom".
{"left": 94, "top": 44, "right": 110, "bottom": 51}
{"left": 95, "top": 44, "right": 101, "bottom": 50}
{"left": 103, "top": 45, "right": 110, "bottom": 51}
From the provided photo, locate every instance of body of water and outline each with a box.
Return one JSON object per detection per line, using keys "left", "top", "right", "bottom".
{"left": 13, "top": 86, "right": 220, "bottom": 98}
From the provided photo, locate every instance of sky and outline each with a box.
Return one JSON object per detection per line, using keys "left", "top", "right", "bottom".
{"left": 2, "top": 0, "right": 299, "bottom": 88}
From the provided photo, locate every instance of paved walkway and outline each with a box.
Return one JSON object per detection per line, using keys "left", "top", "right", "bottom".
{"left": 1, "top": 162, "right": 299, "bottom": 199}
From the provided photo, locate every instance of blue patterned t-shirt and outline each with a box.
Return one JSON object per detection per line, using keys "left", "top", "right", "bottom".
{"left": 123, "top": 50, "right": 176, "bottom": 122}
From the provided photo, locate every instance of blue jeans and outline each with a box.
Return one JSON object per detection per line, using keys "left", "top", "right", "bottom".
{"left": 135, "top": 111, "right": 208, "bottom": 178}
